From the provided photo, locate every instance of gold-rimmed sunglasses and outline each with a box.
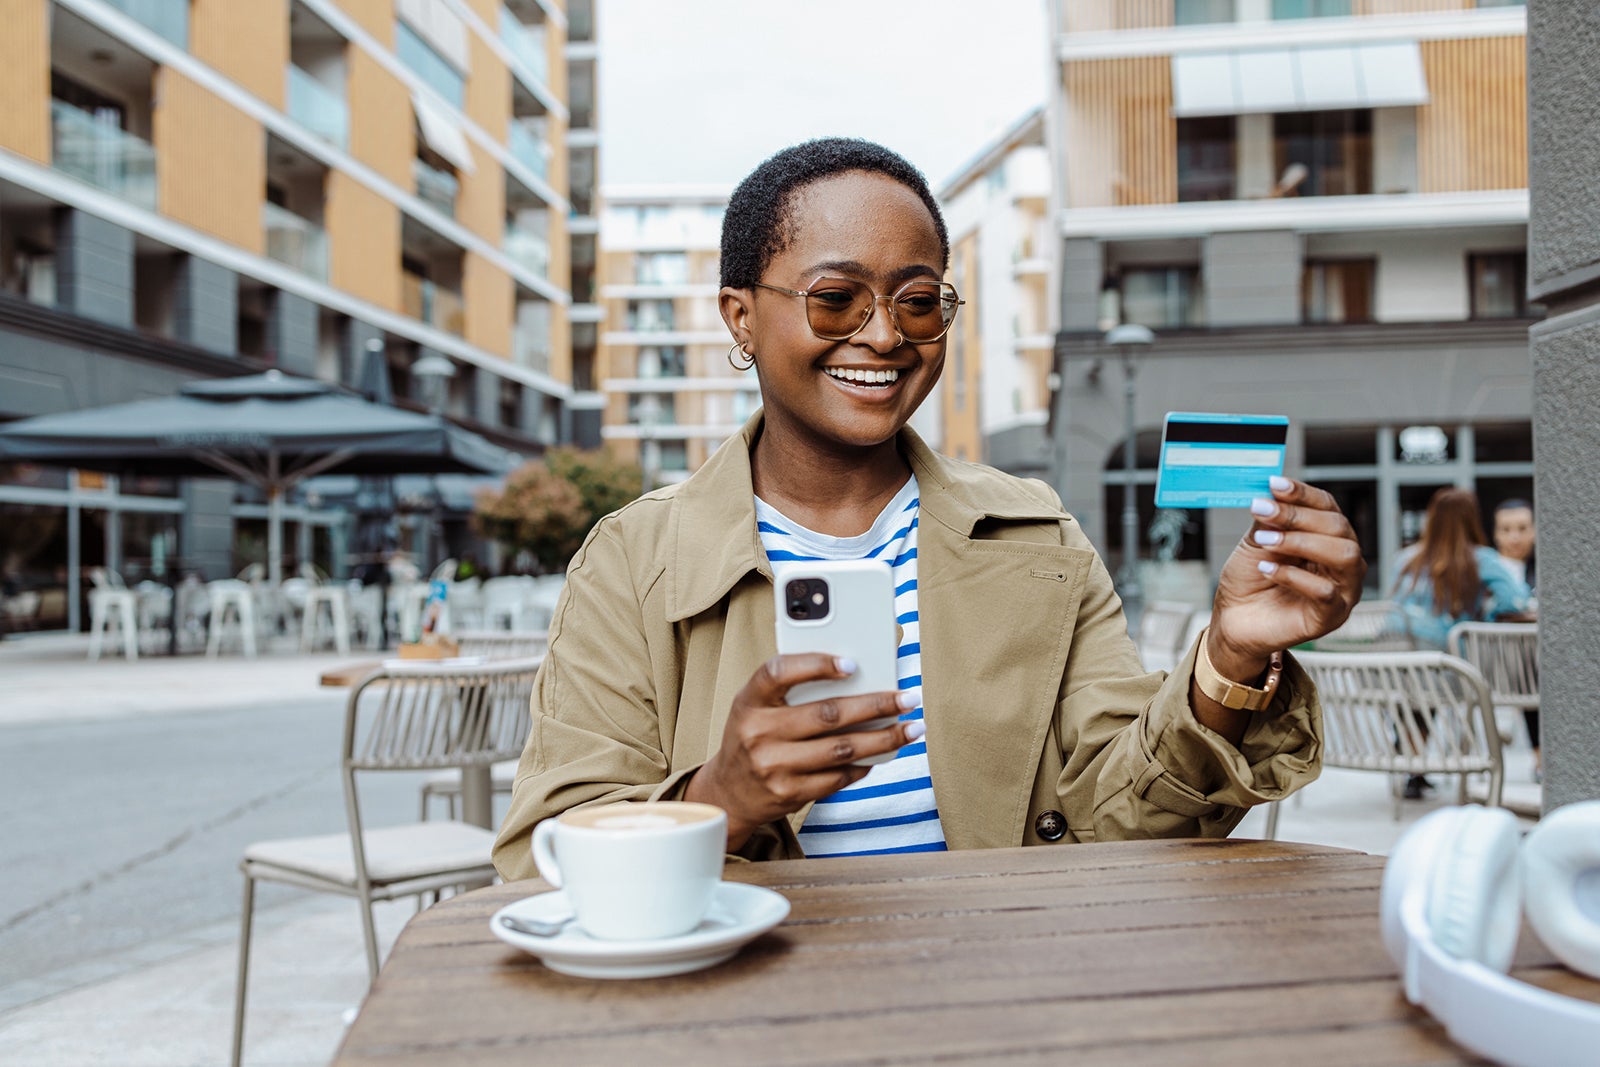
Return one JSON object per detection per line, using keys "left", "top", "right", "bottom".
{"left": 753, "top": 276, "right": 963, "bottom": 344}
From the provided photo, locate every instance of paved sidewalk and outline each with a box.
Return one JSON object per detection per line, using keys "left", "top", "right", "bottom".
{"left": 0, "top": 633, "right": 1544, "bottom": 1066}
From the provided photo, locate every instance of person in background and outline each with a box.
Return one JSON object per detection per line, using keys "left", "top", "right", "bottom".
{"left": 1392, "top": 487, "right": 1532, "bottom": 798}
{"left": 1492, "top": 497, "right": 1540, "bottom": 776}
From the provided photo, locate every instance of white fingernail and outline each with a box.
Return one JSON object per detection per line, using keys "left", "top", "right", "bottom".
{"left": 1254, "top": 530, "right": 1283, "bottom": 547}
{"left": 897, "top": 688, "right": 922, "bottom": 710}
{"left": 1270, "top": 475, "right": 1292, "bottom": 492}
{"left": 905, "top": 721, "right": 926, "bottom": 741}
{"left": 1250, "top": 498, "right": 1276, "bottom": 517}
{"left": 1258, "top": 560, "right": 1279, "bottom": 576}
{"left": 835, "top": 657, "right": 857, "bottom": 674}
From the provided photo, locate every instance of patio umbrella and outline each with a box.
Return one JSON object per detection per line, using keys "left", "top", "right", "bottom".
{"left": 0, "top": 370, "right": 516, "bottom": 585}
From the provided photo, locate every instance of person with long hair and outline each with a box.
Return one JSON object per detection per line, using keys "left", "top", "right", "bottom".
{"left": 1391, "top": 487, "right": 1531, "bottom": 797}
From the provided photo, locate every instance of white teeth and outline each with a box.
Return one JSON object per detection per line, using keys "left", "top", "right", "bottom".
{"left": 826, "top": 368, "right": 899, "bottom": 385}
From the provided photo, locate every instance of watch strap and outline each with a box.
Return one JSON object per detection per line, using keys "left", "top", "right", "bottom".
{"left": 1195, "top": 627, "right": 1283, "bottom": 712}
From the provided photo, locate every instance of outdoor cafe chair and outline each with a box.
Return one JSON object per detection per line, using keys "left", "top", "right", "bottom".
{"left": 1262, "top": 650, "right": 1503, "bottom": 839}
{"left": 230, "top": 656, "right": 541, "bottom": 1067}
{"left": 1310, "top": 598, "right": 1417, "bottom": 652}
{"left": 1136, "top": 600, "right": 1194, "bottom": 673}
{"left": 1447, "top": 620, "right": 1539, "bottom": 727}
{"left": 205, "top": 580, "right": 258, "bottom": 658}
{"left": 481, "top": 575, "right": 534, "bottom": 630}
{"left": 87, "top": 567, "right": 138, "bottom": 662}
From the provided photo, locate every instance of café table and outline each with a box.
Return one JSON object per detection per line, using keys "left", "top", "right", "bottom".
{"left": 331, "top": 838, "right": 1600, "bottom": 1065}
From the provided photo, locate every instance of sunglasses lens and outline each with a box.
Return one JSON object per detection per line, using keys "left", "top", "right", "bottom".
{"left": 803, "top": 278, "right": 873, "bottom": 340}
{"left": 894, "top": 282, "right": 958, "bottom": 341}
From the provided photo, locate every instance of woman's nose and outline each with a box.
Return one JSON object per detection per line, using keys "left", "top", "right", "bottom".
{"left": 852, "top": 295, "right": 904, "bottom": 352}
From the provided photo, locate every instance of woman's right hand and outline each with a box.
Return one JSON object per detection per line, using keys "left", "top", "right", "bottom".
{"left": 683, "top": 654, "right": 922, "bottom": 851}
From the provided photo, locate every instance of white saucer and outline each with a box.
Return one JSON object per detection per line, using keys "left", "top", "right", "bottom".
{"left": 490, "top": 882, "right": 790, "bottom": 980}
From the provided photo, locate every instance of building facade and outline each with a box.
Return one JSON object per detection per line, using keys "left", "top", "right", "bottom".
{"left": 1047, "top": 0, "right": 1533, "bottom": 596}
{"left": 0, "top": 0, "right": 595, "bottom": 632}
{"left": 596, "top": 187, "right": 758, "bottom": 484}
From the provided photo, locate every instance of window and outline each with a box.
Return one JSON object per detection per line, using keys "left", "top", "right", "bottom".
{"left": 396, "top": 21, "right": 463, "bottom": 107}
{"left": 628, "top": 392, "right": 676, "bottom": 425}
{"left": 498, "top": 379, "right": 522, "bottom": 429}
{"left": 1121, "top": 267, "right": 1202, "bottom": 329}
{"left": 1273, "top": 110, "right": 1372, "bottom": 197}
{"left": 637, "top": 346, "right": 686, "bottom": 378}
{"left": 1470, "top": 253, "right": 1528, "bottom": 319}
{"left": 1177, "top": 117, "right": 1236, "bottom": 202}
{"left": 1272, "top": 0, "right": 1351, "bottom": 17}
{"left": 635, "top": 253, "right": 688, "bottom": 285}
{"left": 1302, "top": 260, "right": 1375, "bottom": 323}
{"left": 626, "top": 300, "right": 675, "bottom": 332}
{"left": 1174, "top": 0, "right": 1234, "bottom": 25}
{"left": 657, "top": 441, "right": 688, "bottom": 471}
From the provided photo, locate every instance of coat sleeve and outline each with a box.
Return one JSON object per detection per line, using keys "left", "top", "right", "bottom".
{"left": 1054, "top": 533, "right": 1324, "bottom": 842}
{"left": 492, "top": 516, "right": 683, "bottom": 881}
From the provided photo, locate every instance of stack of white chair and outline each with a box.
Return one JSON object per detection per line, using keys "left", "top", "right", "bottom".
{"left": 206, "top": 579, "right": 259, "bottom": 658}
{"left": 87, "top": 567, "right": 139, "bottom": 662}
{"left": 1136, "top": 601, "right": 1196, "bottom": 673}
{"left": 481, "top": 575, "right": 534, "bottom": 631}
{"left": 446, "top": 577, "right": 484, "bottom": 630}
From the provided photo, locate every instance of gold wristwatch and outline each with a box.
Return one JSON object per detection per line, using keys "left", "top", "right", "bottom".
{"left": 1194, "top": 627, "right": 1283, "bottom": 712}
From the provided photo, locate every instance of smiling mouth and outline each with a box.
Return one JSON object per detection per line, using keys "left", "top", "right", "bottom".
{"left": 824, "top": 367, "right": 900, "bottom": 388}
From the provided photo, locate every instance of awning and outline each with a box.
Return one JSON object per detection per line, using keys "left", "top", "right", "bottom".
{"left": 412, "top": 91, "right": 476, "bottom": 173}
{"left": 1172, "top": 42, "right": 1428, "bottom": 118}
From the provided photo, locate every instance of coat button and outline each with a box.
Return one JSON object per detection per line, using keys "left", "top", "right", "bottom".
{"left": 1034, "top": 810, "right": 1066, "bottom": 842}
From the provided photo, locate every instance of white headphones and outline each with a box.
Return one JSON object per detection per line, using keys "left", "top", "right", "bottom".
{"left": 1381, "top": 802, "right": 1600, "bottom": 1067}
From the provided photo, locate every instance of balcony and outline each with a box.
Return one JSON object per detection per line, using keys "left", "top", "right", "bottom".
{"left": 50, "top": 100, "right": 157, "bottom": 210}
{"left": 287, "top": 65, "right": 347, "bottom": 150}
{"left": 403, "top": 273, "right": 464, "bottom": 335}
{"left": 504, "top": 221, "right": 549, "bottom": 277}
{"left": 507, "top": 120, "right": 550, "bottom": 181}
{"left": 413, "top": 158, "right": 458, "bottom": 216}
{"left": 499, "top": 7, "right": 549, "bottom": 89}
{"left": 105, "top": 0, "right": 188, "bottom": 48}
{"left": 263, "top": 202, "right": 328, "bottom": 280}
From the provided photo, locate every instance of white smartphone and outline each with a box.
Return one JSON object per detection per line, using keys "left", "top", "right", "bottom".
{"left": 772, "top": 559, "right": 902, "bottom": 767}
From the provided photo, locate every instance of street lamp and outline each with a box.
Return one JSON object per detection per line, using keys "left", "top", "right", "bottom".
{"left": 1105, "top": 323, "right": 1154, "bottom": 607}
{"left": 412, "top": 354, "right": 456, "bottom": 574}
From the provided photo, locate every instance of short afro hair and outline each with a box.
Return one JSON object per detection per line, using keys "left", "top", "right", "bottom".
{"left": 719, "top": 138, "right": 949, "bottom": 290}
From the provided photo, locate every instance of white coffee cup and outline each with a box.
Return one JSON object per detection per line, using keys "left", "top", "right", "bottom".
{"left": 531, "top": 801, "right": 727, "bottom": 941}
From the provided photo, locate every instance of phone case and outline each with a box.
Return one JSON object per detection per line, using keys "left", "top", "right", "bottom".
{"left": 772, "top": 559, "right": 901, "bottom": 766}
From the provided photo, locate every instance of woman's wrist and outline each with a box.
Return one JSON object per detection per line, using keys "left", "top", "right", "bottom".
{"left": 682, "top": 761, "right": 757, "bottom": 851}
{"left": 1204, "top": 626, "right": 1271, "bottom": 686}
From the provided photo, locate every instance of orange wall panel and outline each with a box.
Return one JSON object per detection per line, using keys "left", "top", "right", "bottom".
{"left": 939, "top": 233, "right": 983, "bottom": 462}
{"left": 348, "top": 48, "right": 414, "bottom": 189}
{"left": 463, "top": 251, "right": 512, "bottom": 357}
{"left": 1418, "top": 37, "right": 1527, "bottom": 193}
{"left": 0, "top": 0, "right": 49, "bottom": 164}
{"left": 457, "top": 142, "right": 504, "bottom": 244}
{"left": 1061, "top": 0, "right": 1171, "bottom": 33}
{"left": 191, "top": 0, "right": 288, "bottom": 108}
{"left": 326, "top": 170, "right": 400, "bottom": 310}
{"left": 153, "top": 69, "right": 264, "bottom": 252}
{"left": 335, "top": 0, "right": 393, "bottom": 46}
{"left": 1062, "top": 57, "right": 1176, "bottom": 208}
{"left": 463, "top": 0, "right": 498, "bottom": 24}
{"left": 465, "top": 30, "right": 509, "bottom": 144}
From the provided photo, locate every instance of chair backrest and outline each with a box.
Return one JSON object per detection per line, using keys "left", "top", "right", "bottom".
{"left": 1137, "top": 601, "right": 1194, "bottom": 672}
{"left": 430, "top": 558, "right": 459, "bottom": 582}
{"left": 1295, "top": 650, "right": 1503, "bottom": 781}
{"left": 1313, "top": 599, "right": 1416, "bottom": 652}
{"left": 1447, "top": 621, "right": 1539, "bottom": 711}
{"left": 455, "top": 630, "right": 550, "bottom": 660}
{"left": 237, "top": 563, "right": 265, "bottom": 583}
{"left": 89, "top": 567, "right": 126, "bottom": 591}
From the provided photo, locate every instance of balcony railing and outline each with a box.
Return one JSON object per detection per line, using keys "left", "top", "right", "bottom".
{"left": 50, "top": 100, "right": 157, "bottom": 210}
{"left": 403, "top": 273, "right": 465, "bottom": 335}
{"left": 413, "top": 158, "right": 458, "bottom": 216}
{"left": 499, "top": 7, "right": 549, "bottom": 88}
{"left": 504, "top": 222, "right": 550, "bottom": 277}
{"left": 287, "top": 65, "right": 348, "bottom": 150}
{"left": 105, "top": 0, "right": 188, "bottom": 48}
{"left": 507, "top": 120, "right": 550, "bottom": 181}
{"left": 263, "top": 202, "right": 328, "bottom": 281}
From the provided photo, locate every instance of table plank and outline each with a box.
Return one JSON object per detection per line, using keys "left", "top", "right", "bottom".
{"left": 332, "top": 839, "right": 1588, "bottom": 1066}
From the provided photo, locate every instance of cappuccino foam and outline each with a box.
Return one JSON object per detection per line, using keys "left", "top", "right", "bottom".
{"left": 562, "top": 801, "right": 722, "bottom": 831}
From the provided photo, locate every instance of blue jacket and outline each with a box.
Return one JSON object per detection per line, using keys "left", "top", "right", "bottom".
{"left": 1392, "top": 545, "right": 1531, "bottom": 650}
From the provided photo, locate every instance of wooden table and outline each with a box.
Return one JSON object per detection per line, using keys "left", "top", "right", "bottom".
{"left": 331, "top": 838, "right": 1600, "bottom": 1065}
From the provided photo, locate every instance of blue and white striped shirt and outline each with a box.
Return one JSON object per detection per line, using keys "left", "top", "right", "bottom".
{"left": 755, "top": 476, "right": 947, "bottom": 858}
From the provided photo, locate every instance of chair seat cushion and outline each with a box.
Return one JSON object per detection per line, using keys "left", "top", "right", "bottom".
{"left": 244, "top": 821, "right": 497, "bottom": 886}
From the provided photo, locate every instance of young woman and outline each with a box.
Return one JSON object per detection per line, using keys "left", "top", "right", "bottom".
{"left": 493, "top": 139, "right": 1365, "bottom": 871}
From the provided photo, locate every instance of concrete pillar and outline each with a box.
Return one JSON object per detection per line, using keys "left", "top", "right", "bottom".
{"left": 181, "top": 478, "right": 235, "bottom": 580}
{"left": 1527, "top": 0, "right": 1600, "bottom": 811}
{"left": 476, "top": 367, "right": 504, "bottom": 427}
{"left": 55, "top": 209, "right": 134, "bottom": 327}
{"left": 1059, "top": 238, "right": 1103, "bottom": 332}
{"left": 1201, "top": 230, "right": 1301, "bottom": 326}
{"left": 172, "top": 255, "right": 237, "bottom": 355}
{"left": 266, "top": 290, "right": 318, "bottom": 377}
{"left": 341, "top": 319, "right": 385, "bottom": 394}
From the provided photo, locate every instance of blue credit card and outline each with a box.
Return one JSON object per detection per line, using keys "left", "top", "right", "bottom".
{"left": 1155, "top": 413, "right": 1289, "bottom": 509}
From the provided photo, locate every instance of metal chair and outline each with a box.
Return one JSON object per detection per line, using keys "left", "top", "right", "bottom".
{"left": 230, "top": 657, "right": 541, "bottom": 1067}
{"left": 1447, "top": 621, "right": 1539, "bottom": 724}
{"left": 87, "top": 568, "right": 138, "bottom": 661}
{"left": 1311, "top": 598, "right": 1416, "bottom": 652}
{"left": 1136, "top": 600, "right": 1194, "bottom": 672}
{"left": 1262, "top": 650, "right": 1503, "bottom": 839}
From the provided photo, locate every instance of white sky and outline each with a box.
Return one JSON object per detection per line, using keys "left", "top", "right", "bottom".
{"left": 595, "top": 0, "right": 1049, "bottom": 193}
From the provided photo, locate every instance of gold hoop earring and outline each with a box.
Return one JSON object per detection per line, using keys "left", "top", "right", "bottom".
{"left": 727, "top": 343, "right": 755, "bottom": 372}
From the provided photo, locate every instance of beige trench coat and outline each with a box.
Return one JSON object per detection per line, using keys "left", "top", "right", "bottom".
{"left": 493, "top": 415, "right": 1322, "bottom": 878}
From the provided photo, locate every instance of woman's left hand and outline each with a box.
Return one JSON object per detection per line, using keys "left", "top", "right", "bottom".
{"left": 1207, "top": 476, "right": 1366, "bottom": 677}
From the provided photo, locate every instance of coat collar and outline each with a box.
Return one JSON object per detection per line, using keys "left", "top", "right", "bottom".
{"left": 664, "top": 411, "right": 1067, "bottom": 623}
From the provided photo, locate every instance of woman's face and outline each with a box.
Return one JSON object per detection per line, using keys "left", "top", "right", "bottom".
{"left": 1493, "top": 506, "right": 1535, "bottom": 561}
{"left": 731, "top": 170, "right": 947, "bottom": 453}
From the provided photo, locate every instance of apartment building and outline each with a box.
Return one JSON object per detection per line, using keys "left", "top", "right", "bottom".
{"left": 1047, "top": 0, "right": 1533, "bottom": 592}
{"left": 0, "top": 0, "right": 597, "bottom": 631}
{"left": 933, "top": 108, "right": 1054, "bottom": 474}
{"left": 596, "top": 187, "right": 759, "bottom": 484}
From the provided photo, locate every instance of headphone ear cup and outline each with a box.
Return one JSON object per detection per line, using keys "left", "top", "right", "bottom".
{"left": 1426, "top": 806, "right": 1523, "bottom": 972}
{"left": 1522, "top": 800, "right": 1600, "bottom": 980}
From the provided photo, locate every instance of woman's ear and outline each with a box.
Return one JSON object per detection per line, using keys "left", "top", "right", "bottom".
{"left": 718, "top": 287, "right": 754, "bottom": 349}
